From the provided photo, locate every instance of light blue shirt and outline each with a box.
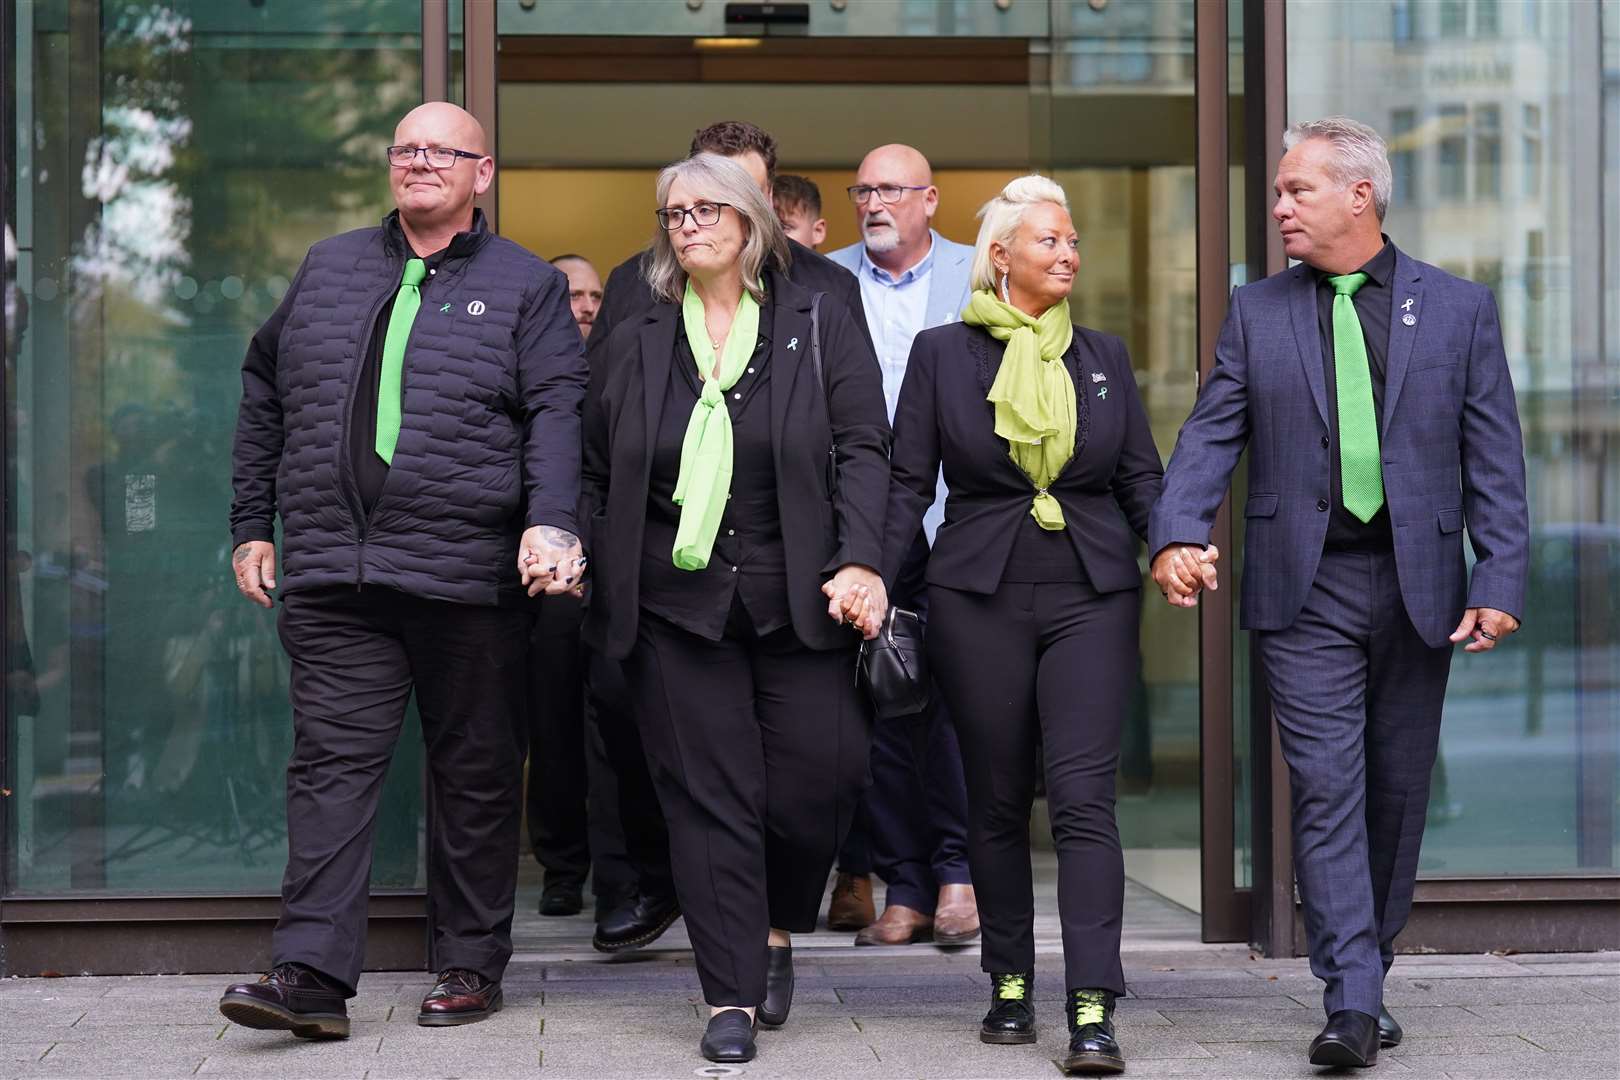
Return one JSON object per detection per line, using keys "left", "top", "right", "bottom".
{"left": 856, "top": 238, "right": 936, "bottom": 423}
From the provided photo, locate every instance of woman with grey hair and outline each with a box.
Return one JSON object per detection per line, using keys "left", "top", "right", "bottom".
{"left": 881, "top": 174, "right": 1163, "bottom": 1074}
{"left": 580, "top": 153, "right": 890, "bottom": 1064}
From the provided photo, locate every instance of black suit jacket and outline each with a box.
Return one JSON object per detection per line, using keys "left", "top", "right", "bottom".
{"left": 581, "top": 271, "right": 891, "bottom": 659}
{"left": 587, "top": 238, "right": 873, "bottom": 365}
{"left": 883, "top": 321, "right": 1163, "bottom": 594}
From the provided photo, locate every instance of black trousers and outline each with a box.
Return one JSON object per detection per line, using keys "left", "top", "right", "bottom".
{"left": 1256, "top": 548, "right": 1451, "bottom": 1016}
{"left": 525, "top": 593, "right": 591, "bottom": 889}
{"left": 626, "top": 610, "right": 871, "bottom": 1006}
{"left": 588, "top": 649, "right": 675, "bottom": 903}
{"left": 272, "top": 586, "right": 530, "bottom": 992}
{"left": 928, "top": 581, "right": 1136, "bottom": 995}
{"left": 852, "top": 531, "right": 971, "bottom": 911}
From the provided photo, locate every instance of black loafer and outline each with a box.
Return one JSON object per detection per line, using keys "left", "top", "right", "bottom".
{"left": 219, "top": 962, "right": 350, "bottom": 1040}
{"left": 980, "top": 972, "right": 1036, "bottom": 1045}
{"left": 539, "top": 880, "right": 584, "bottom": 917}
{"left": 700, "top": 1008, "right": 757, "bottom": 1063}
{"left": 1062, "top": 988, "right": 1124, "bottom": 1074}
{"left": 593, "top": 892, "right": 681, "bottom": 953}
{"left": 757, "top": 945, "right": 794, "bottom": 1028}
{"left": 1309, "top": 1009, "right": 1379, "bottom": 1068}
{"left": 1378, "top": 1004, "right": 1403, "bottom": 1047}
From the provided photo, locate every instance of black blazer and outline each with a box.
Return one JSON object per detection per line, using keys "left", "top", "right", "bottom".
{"left": 883, "top": 321, "right": 1163, "bottom": 595}
{"left": 582, "top": 271, "right": 891, "bottom": 659}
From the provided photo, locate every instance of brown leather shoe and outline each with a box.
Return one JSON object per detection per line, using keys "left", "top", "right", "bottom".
{"left": 933, "top": 883, "right": 981, "bottom": 945}
{"left": 417, "top": 968, "right": 503, "bottom": 1026}
{"left": 219, "top": 963, "right": 350, "bottom": 1040}
{"left": 827, "top": 872, "right": 876, "bottom": 931}
{"left": 854, "top": 903, "right": 934, "bottom": 946}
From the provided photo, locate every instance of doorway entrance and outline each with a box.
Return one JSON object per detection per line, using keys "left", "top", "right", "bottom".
{"left": 491, "top": 0, "right": 1218, "bottom": 934}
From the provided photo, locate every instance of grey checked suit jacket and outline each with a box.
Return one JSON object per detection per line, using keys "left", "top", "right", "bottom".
{"left": 1149, "top": 246, "right": 1529, "bottom": 648}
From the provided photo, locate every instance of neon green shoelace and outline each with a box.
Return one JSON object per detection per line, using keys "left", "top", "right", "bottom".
{"left": 1072, "top": 989, "right": 1108, "bottom": 1027}
{"left": 993, "top": 974, "right": 1029, "bottom": 1001}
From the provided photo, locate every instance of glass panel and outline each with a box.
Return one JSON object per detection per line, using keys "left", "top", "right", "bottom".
{"left": 1227, "top": 0, "right": 1254, "bottom": 894}
{"left": 6, "top": 0, "right": 426, "bottom": 895}
{"left": 1288, "top": 0, "right": 1619, "bottom": 876}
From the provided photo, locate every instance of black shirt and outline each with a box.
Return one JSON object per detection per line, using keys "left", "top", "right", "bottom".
{"left": 1313, "top": 238, "right": 1396, "bottom": 551}
{"left": 999, "top": 342, "right": 1090, "bottom": 583}
{"left": 639, "top": 300, "right": 789, "bottom": 641}
{"left": 350, "top": 218, "right": 483, "bottom": 518}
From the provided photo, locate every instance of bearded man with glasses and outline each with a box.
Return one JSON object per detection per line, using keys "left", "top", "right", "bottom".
{"left": 220, "top": 102, "right": 588, "bottom": 1039}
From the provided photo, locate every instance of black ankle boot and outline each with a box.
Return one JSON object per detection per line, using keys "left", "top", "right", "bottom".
{"left": 1062, "top": 988, "right": 1124, "bottom": 1074}
{"left": 980, "top": 972, "right": 1036, "bottom": 1044}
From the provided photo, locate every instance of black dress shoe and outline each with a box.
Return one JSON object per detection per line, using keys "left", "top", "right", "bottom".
{"left": 1378, "top": 1004, "right": 1403, "bottom": 1048}
{"left": 700, "top": 1008, "right": 757, "bottom": 1063}
{"left": 219, "top": 962, "right": 350, "bottom": 1040}
{"left": 1309, "top": 1009, "right": 1379, "bottom": 1068}
{"left": 757, "top": 945, "right": 794, "bottom": 1028}
{"left": 539, "top": 880, "right": 584, "bottom": 917}
{"left": 1062, "top": 988, "right": 1124, "bottom": 1074}
{"left": 593, "top": 892, "right": 681, "bottom": 953}
{"left": 980, "top": 972, "right": 1036, "bottom": 1045}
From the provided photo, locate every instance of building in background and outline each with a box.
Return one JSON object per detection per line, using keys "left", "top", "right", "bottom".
{"left": 2, "top": 0, "right": 1614, "bottom": 976}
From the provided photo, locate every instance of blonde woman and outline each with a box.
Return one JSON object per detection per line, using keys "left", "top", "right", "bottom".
{"left": 881, "top": 175, "right": 1163, "bottom": 1074}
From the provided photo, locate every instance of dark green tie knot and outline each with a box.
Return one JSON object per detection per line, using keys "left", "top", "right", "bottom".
{"left": 401, "top": 258, "right": 427, "bottom": 287}
{"left": 1329, "top": 271, "right": 1368, "bottom": 297}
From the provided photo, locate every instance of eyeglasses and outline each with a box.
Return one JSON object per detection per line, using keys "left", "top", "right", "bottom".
{"left": 655, "top": 203, "right": 732, "bottom": 231}
{"left": 387, "top": 145, "right": 484, "bottom": 169}
{"left": 847, "top": 184, "right": 929, "bottom": 206}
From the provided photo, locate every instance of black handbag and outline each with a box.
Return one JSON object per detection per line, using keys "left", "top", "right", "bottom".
{"left": 858, "top": 607, "right": 931, "bottom": 720}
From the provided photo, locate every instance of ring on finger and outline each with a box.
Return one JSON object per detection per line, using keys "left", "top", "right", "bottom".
{"left": 1479, "top": 628, "right": 1497, "bottom": 642}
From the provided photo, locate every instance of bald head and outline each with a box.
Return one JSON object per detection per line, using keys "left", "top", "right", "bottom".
{"left": 395, "top": 102, "right": 487, "bottom": 156}
{"left": 389, "top": 102, "right": 494, "bottom": 242}
{"left": 852, "top": 143, "right": 938, "bottom": 271}
{"left": 858, "top": 143, "right": 933, "bottom": 187}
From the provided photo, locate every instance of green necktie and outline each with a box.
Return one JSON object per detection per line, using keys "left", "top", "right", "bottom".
{"left": 1329, "top": 272, "right": 1384, "bottom": 522}
{"left": 376, "top": 257, "right": 427, "bottom": 465}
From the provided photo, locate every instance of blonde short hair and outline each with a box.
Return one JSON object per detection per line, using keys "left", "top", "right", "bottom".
{"left": 969, "top": 174, "right": 1071, "bottom": 293}
{"left": 643, "top": 153, "right": 790, "bottom": 305}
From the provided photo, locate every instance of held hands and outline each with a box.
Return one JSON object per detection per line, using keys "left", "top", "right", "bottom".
{"left": 822, "top": 564, "right": 888, "bottom": 640}
{"left": 1450, "top": 607, "right": 1520, "bottom": 653}
{"left": 519, "top": 525, "right": 587, "bottom": 598}
{"left": 1151, "top": 543, "right": 1220, "bottom": 608}
{"left": 232, "top": 541, "right": 278, "bottom": 608}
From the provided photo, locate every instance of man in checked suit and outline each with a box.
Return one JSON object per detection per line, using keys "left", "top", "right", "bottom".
{"left": 1149, "top": 117, "right": 1528, "bottom": 1069}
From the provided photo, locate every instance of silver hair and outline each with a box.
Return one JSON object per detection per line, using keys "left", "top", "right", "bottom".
{"left": 1282, "top": 116, "right": 1393, "bottom": 221}
{"left": 643, "top": 153, "right": 790, "bottom": 305}
{"left": 969, "top": 174, "right": 1071, "bottom": 294}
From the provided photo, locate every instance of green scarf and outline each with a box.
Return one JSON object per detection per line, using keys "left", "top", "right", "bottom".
{"left": 671, "top": 279, "right": 761, "bottom": 570}
{"left": 961, "top": 290, "right": 1076, "bottom": 530}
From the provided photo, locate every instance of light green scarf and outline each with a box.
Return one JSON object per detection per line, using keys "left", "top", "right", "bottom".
{"left": 961, "top": 290, "right": 1076, "bottom": 530}
{"left": 671, "top": 279, "right": 761, "bottom": 570}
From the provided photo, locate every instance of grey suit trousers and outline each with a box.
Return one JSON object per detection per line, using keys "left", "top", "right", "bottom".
{"left": 1256, "top": 548, "right": 1452, "bottom": 1017}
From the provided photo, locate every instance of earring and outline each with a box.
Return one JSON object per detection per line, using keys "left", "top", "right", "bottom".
{"left": 999, "top": 272, "right": 1010, "bottom": 304}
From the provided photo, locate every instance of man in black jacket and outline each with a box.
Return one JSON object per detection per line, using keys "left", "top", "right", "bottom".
{"left": 219, "top": 102, "right": 588, "bottom": 1039}
{"left": 583, "top": 120, "right": 873, "bottom": 955}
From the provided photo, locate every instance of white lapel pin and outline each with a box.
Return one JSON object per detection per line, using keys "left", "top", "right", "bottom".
{"left": 1401, "top": 298, "right": 1416, "bottom": 326}
{"left": 787, "top": 337, "right": 799, "bottom": 351}
{"left": 1091, "top": 372, "right": 1107, "bottom": 383}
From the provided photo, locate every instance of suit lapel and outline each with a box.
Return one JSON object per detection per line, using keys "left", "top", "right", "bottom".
{"left": 1381, "top": 247, "right": 1425, "bottom": 438}
{"left": 1288, "top": 265, "right": 1330, "bottom": 428}
{"left": 922, "top": 232, "right": 963, "bottom": 327}
{"left": 639, "top": 308, "right": 679, "bottom": 485}
{"left": 768, "top": 294, "right": 814, "bottom": 479}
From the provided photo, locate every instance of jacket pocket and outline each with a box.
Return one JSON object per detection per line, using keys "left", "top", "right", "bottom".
{"left": 1245, "top": 493, "right": 1280, "bottom": 518}
{"left": 1437, "top": 508, "right": 1464, "bottom": 534}
{"left": 1410, "top": 350, "right": 1460, "bottom": 373}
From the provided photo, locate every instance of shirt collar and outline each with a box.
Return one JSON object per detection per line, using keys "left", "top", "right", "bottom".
{"left": 1314, "top": 234, "right": 1394, "bottom": 290}
{"left": 383, "top": 208, "right": 488, "bottom": 262}
{"left": 859, "top": 230, "right": 937, "bottom": 287}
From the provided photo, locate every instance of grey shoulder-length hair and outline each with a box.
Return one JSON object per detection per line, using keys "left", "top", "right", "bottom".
{"left": 643, "top": 152, "right": 790, "bottom": 305}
